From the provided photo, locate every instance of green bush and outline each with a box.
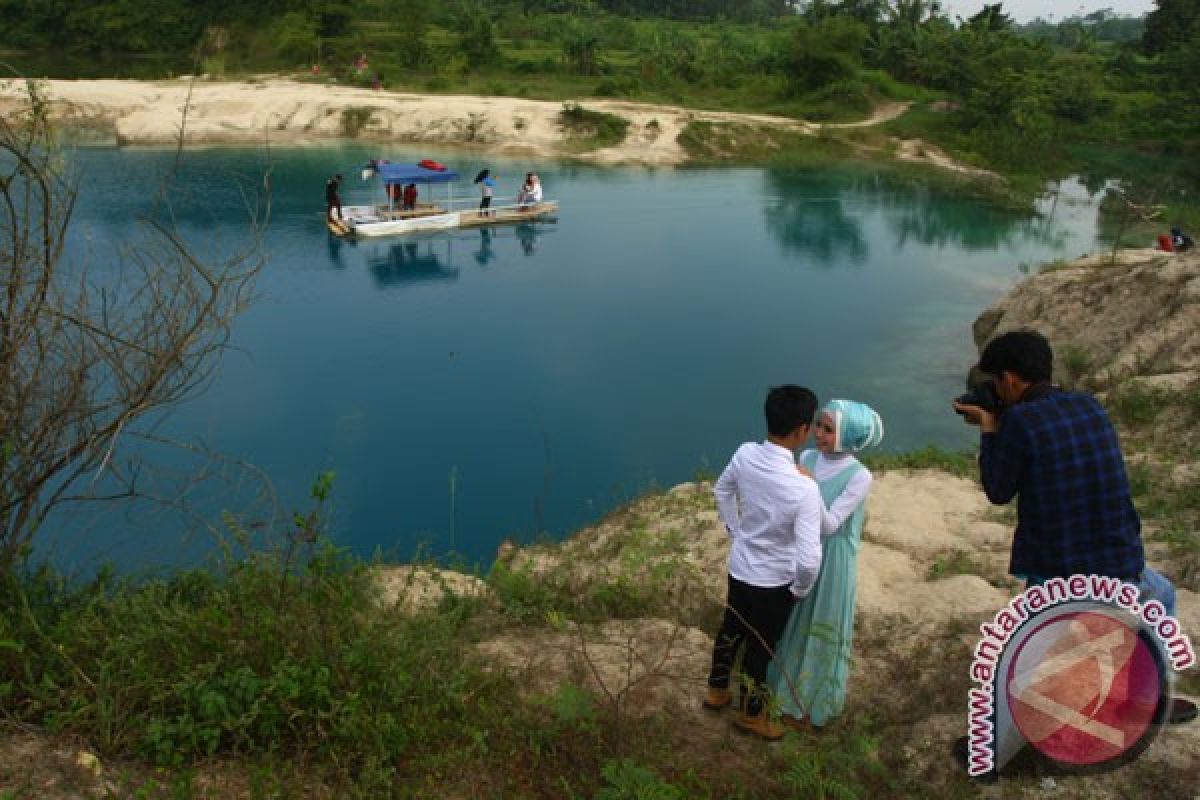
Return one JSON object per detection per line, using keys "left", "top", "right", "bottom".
{"left": 0, "top": 546, "right": 484, "bottom": 788}
{"left": 594, "top": 76, "right": 640, "bottom": 97}
{"left": 557, "top": 102, "right": 630, "bottom": 149}
{"left": 797, "top": 79, "right": 874, "bottom": 120}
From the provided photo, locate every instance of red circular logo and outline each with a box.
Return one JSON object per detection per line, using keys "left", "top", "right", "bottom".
{"left": 1006, "top": 611, "right": 1161, "bottom": 766}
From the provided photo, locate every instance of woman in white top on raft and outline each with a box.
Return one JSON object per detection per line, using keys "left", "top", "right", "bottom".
{"left": 768, "top": 399, "right": 884, "bottom": 729}
{"left": 517, "top": 173, "right": 543, "bottom": 208}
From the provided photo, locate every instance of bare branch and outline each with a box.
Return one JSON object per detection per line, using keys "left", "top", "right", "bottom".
{"left": 0, "top": 80, "right": 267, "bottom": 570}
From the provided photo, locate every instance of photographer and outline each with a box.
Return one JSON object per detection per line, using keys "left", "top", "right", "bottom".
{"left": 953, "top": 330, "right": 1196, "bottom": 742}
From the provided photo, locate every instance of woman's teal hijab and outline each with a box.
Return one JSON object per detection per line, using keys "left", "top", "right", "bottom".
{"left": 822, "top": 399, "right": 884, "bottom": 453}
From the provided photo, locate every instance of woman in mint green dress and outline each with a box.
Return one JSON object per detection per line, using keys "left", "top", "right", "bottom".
{"left": 769, "top": 399, "right": 883, "bottom": 728}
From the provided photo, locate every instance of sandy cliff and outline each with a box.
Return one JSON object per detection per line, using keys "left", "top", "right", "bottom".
{"left": 0, "top": 78, "right": 991, "bottom": 175}
{"left": 0, "top": 77, "right": 811, "bottom": 166}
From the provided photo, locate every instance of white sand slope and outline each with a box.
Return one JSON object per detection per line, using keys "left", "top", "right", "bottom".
{"left": 0, "top": 77, "right": 818, "bottom": 166}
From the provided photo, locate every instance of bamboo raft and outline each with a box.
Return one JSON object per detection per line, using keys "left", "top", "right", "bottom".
{"left": 329, "top": 200, "right": 558, "bottom": 238}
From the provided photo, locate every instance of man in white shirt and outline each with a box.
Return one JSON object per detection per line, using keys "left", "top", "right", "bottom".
{"left": 704, "top": 385, "right": 824, "bottom": 741}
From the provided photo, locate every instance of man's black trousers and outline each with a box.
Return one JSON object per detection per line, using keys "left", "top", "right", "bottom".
{"left": 707, "top": 574, "right": 794, "bottom": 716}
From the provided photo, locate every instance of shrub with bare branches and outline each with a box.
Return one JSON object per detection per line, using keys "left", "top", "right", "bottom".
{"left": 0, "top": 80, "right": 265, "bottom": 571}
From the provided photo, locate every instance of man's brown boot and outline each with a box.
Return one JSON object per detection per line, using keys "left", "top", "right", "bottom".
{"left": 780, "top": 714, "right": 809, "bottom": 734}
{"left": 734, "top": 709, "right": 785, "bottom": 741}
{"left": 703, "top": 687, "right": 732, "bottom": 711}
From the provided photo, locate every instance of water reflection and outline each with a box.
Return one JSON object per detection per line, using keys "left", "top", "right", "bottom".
{"left": 867, "top": 173, "right": 1069, "bottom": 252}
{"left": 361, "top": 239, "right": 459, "bottom": 287}
{"left": 471, "top": 221, "right": 549, "bottom": 259}
{"left": 763, "top": 168, "right": 1089, "bottom": 262}
{"left": 474, "top": 229, "right": 497, "bottom": 266}
{"left": 327, "top": 231, "right": 347, "bottom": 269}
{"left": 764, "top": 171, "right": 868, "bottom": 264}
{"left": 516, "top": 223, "right": 540, "bottom": 256}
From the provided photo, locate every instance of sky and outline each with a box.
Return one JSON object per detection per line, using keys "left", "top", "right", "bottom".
{"left": 939, "top": 0, "right": 1156, "bottom": 23}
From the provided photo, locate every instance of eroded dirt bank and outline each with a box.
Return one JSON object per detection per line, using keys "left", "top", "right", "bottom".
{"left": 0, "top": 78, "right": 990, "bottom": 175}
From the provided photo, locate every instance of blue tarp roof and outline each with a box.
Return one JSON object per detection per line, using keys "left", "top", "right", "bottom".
{"left": 374, "top": 163, "right": 460, "bottom": 185}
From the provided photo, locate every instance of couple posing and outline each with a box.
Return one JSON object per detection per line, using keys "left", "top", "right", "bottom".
{"left": 703, "top": 386, "right": 884, "bottom": 740}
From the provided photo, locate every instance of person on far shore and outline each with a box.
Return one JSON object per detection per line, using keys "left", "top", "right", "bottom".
{"left": 768, "top": 399, "right": 883, "bottom": 732}
{"left": 1172, "top": 227, "right": 1194, "bottom": 252}
{"left": 325, "top": 173, "right": 343, "bottom": 223}
{"left": 703, "top": 385, "right": 824, "bottom": 742}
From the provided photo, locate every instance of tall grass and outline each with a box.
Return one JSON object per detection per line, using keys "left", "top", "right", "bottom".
{"left": 0, "top": 548, "right": 491, "bottom": 792}
{"left": 0, "top": 534, "right": 903, "bottom": 796}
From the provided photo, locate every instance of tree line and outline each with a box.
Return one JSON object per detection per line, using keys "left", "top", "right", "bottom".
{"left": 0, "top": 0, "right": 1196, "bottom": 185}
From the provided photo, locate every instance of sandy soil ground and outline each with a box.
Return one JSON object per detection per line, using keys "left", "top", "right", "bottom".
{"left": 0, "top": 78, "right": 987, "bottom": 174}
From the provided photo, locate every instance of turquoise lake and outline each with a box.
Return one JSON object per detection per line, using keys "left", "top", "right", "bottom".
{"left": 44, "top": 144, "right": 1108, "bottom": 571}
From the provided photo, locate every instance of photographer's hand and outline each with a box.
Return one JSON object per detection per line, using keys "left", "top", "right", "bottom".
{"left": 953, "top": 402, "right": 999, "bottom": 433}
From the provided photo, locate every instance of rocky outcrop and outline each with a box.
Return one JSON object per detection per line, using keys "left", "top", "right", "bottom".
{"left": 972, "top": 248, "right": 1200, "bottom": 391}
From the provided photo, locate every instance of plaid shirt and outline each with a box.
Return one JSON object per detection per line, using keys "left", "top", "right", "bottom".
{"left": 980, "top": 387, "right": 1144, "bottom": 580}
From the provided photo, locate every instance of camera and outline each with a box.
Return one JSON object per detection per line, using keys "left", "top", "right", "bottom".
{"left": 954, "top": 379, "right": 1003, "bottom": 415}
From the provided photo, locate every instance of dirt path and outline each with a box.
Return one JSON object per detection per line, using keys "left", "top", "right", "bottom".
{"left": 823, "top": 100, "right": 911, "bottom": 128}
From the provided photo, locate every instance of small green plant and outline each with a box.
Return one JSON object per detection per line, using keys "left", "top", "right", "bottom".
{"left": 488, "top": 561, "right": 573, "bottom": 620}
{"left": 595, "top": 759, "right": 686, "bottom": 800}
{"left": 1037, "top": 258, "right": 1074, "bottom": 273}
{"left": 461, "top": 111, "right": 489, "bottom": 141}
{"left": 1108, "top": 381, "right": 1170, "bottom": 428}
{"left": 1126, "top": 460, "right": 1155, "bottom": 500}
{"left": 340, "top": 106, "right": 375, "bottom": 137}
{"left": 1157, "top": 520, "right": 1199, "bottom": 590}
{"left": 550, "top": 683, "right": 597, "bottom": 727}
{"left": 557, "top": 103, "right": 630, "bottom": 150}
{"left": 777, "top": 729, "right": 890, "bottom": 798}
{"left": 926, "top": 549, "right": 984, "bottom": 581}
{"left": 1059, "top": 344, "right": 1093, "bottom": 388}
{"left": 861, "top": 446, "right": 976, "bottom": 478}
{"left": 1184, "top": 383, "right": 1200, "bottom": 419}
{"left": 200, "top": 55, "right": 225, "bottom": 78}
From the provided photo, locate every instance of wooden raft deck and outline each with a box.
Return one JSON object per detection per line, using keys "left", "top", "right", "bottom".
{"left": 456, "top": 202, "right": 558, "bottom": 229}
{"left": 327, "top": 202, "right": 558, "bottom": 238}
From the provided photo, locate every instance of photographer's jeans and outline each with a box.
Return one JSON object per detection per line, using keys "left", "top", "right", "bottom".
{"left": 1022, "top": 568, "right": 1176, "bottom": 616}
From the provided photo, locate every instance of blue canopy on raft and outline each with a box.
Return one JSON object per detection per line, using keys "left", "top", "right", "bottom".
{"left": 373, "top": 162, "right": 460, "bottom": 185}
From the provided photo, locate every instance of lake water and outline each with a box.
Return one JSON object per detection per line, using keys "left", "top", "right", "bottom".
{"left": 42, "top": 144, "right": 1107, "bottom": 572}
